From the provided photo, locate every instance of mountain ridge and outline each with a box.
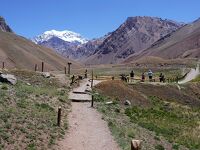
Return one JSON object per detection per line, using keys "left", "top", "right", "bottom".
{"left": 125, "top": 17, "right": 200, "bottom": 63}
{"left": 84, "top": 16, "right": 183, "bottom": 65}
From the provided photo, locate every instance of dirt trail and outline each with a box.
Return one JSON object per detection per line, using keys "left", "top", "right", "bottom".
{"left": 58, "top": 79, "right": 120, "bottom": 150}
{"left": 178, "top": 64, "right": 200, "bottom": 84}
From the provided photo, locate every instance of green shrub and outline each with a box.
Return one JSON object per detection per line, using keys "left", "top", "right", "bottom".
{"left": 1, "top": 84, "right": 8, "bottom": 90}
{"left": 35, "top": 103, "right": 54, "bottom": 111}
{"left": 172, "top": 144, "right": 179, "bottom": 150}
{"left": 155, "top": 144, "right": 165, "bottom": 150}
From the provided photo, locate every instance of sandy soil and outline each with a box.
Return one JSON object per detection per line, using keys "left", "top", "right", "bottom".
{"left": 58, "top": 103, "right": 120, "bottom": 150}
{"left": 58, "top": 79, "right": 120, "bottom": 150}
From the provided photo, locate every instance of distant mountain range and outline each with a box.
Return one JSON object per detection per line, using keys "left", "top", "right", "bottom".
{"left": 33, "top": 16, "right": 186, "bottom": 64}
{"left": 1, "top": 15, "right": 200, "bottom": 68}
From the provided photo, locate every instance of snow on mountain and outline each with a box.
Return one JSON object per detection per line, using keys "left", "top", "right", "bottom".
{"left": 32, "top": 29, "right": 88, "bottom": 44}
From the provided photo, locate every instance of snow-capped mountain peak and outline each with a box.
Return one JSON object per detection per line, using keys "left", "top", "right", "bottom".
{"left": 33, "top": 29, "right": 88, "bottom": 44}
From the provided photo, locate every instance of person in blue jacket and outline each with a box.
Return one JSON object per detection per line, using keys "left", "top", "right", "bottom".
{"left": 148, "top": 69, "right": 153, "bottom": 81}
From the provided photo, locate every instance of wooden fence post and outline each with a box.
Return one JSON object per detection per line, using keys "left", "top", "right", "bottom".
{"left": 91, "top": 70, "right": 93, "bottom": 88}
{"left": 64, "top": 66, "right": 67, "bottom": 74}
{"left": 57, "top": 106, "right": 62, "bottom": 127}
{"left": 42, "top": 62, "right": 44, "bottom": 72}
{"left": 68, "top": 62, "right": 72, "bottom": 75}
{"left": 91, "top": 94, "right": 94, "bottom": 107}
{"left": 34, "top": 64, "right": 37, "bottom": 72}
{"left": 2, "top": 62, "right": 5, "bottom": 69}
{"left": 131, "top": 140, "right": 141, "bottom": 150}
{"left": 176, "top": 76, "right": 179, "bottom": 83}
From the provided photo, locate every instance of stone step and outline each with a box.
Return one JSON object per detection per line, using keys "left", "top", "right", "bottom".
{"left": 70, "top": 99, "right": 91, "bottom": 102}
{"left": 69, "top": 93, "right": 92, "bottom": 102}
{"left": 72, "top": 91, "right": 88, "bottom": 94}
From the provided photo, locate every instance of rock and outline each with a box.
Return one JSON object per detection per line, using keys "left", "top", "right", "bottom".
{"left": 42, "top": 72, "right": 51, "bottom": 78}
{"left": 27, "top": 83, "right": 31, "bottom": 86}
{"left": 0, "top": 74, "right": 17, "bottom": 85}
{"left": 106, "top": 101, "right": 113, "bottom": 105}
{"left": 85, "top": 87, "right": 92, "bottom": 92}
{"left": 124, "top": 100, "right": 131, "bottom": 106}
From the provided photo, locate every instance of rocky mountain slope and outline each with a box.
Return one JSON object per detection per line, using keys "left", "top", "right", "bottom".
{"left": 75, "top": 34, "right": 110, "bottom": 61}
{"left": 0, "top": 16, "right": 13, "bottom": 32}
{"left": 125, "top": 18, "right": 200, "bottom": 63}
{"left": 85, "top": 16, "right": 183, "bottom": 65}
{"left": 0, "top": 18, "right": 80, "bottom": 70}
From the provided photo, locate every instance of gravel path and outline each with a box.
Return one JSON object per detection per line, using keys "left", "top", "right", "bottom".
{"left": 58, "top": 79, "right": 120, "bottom": 150}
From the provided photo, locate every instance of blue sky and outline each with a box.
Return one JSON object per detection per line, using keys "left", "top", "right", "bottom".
{"left": 1, "top": 0, "right": 200, "bottom": 39}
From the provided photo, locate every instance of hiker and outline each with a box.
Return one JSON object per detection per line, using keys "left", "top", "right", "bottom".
{"left": 84, "top": 69, "right": 87, "bottom": 78}
{"left": 126, "top": 75, "right": 129, "bottom": 83}
{"left": 148, "top": 69, "right": 153, "bottom": 82}
{"left": 159, "top": 73, "right": 165, "bottom": 82}
{"left": 120, "top": 74, "right": 127, "bottom": 82}
{"left": 130, "top": 70, "right": 134, "bottom": 82}
{"left": 141, "top": 73, "right": 145, "bottom": 82}
{"left": 112, "top": 76, "right": 114, "bottom": 80}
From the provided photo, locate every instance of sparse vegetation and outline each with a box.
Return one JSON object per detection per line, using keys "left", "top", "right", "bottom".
{"left": 94, "top": 80, "right": 200, "bottom": 150}
{"left": 155, "top": 144, "right": 165, "bottom": 150}
{"left": 125, "top": 96, "right": 200, "bottom": 149}
{"left": 0, "top": 70, "right": 70, "bottom": 149}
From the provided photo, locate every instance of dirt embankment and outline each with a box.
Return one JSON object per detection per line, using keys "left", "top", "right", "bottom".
{"left": 95, "top": 80, "right": 150, "bottom": 107}
{"left": 95, "top": 80, "right": 200, "bottom": 108}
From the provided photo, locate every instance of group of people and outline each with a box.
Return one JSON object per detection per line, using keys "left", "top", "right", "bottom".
{"left": 127, "top": 69, "right": 165, "bottom": 83}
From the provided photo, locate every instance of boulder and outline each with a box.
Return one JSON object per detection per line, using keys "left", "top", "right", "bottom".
{"left": 0, "top": 74, "right": 17, "bottom": 85}
{"left": 124, "top": 100, "right": 131, "bottom": 106}
{"left": 85, "top": 87, "right": 92, "bottom": 92}
{"left": 42, "top": 72, "right": 51, "bottom": 78}
{"left": 26, "top": 83, "right": 31, "bottom": 86}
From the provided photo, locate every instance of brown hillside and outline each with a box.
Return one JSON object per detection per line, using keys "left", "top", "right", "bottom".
{"left": 125, "top": 18, "right": 200, "bottom": 62}
{"left": 0, "top": 31, "right": 81, "bottom": 70}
